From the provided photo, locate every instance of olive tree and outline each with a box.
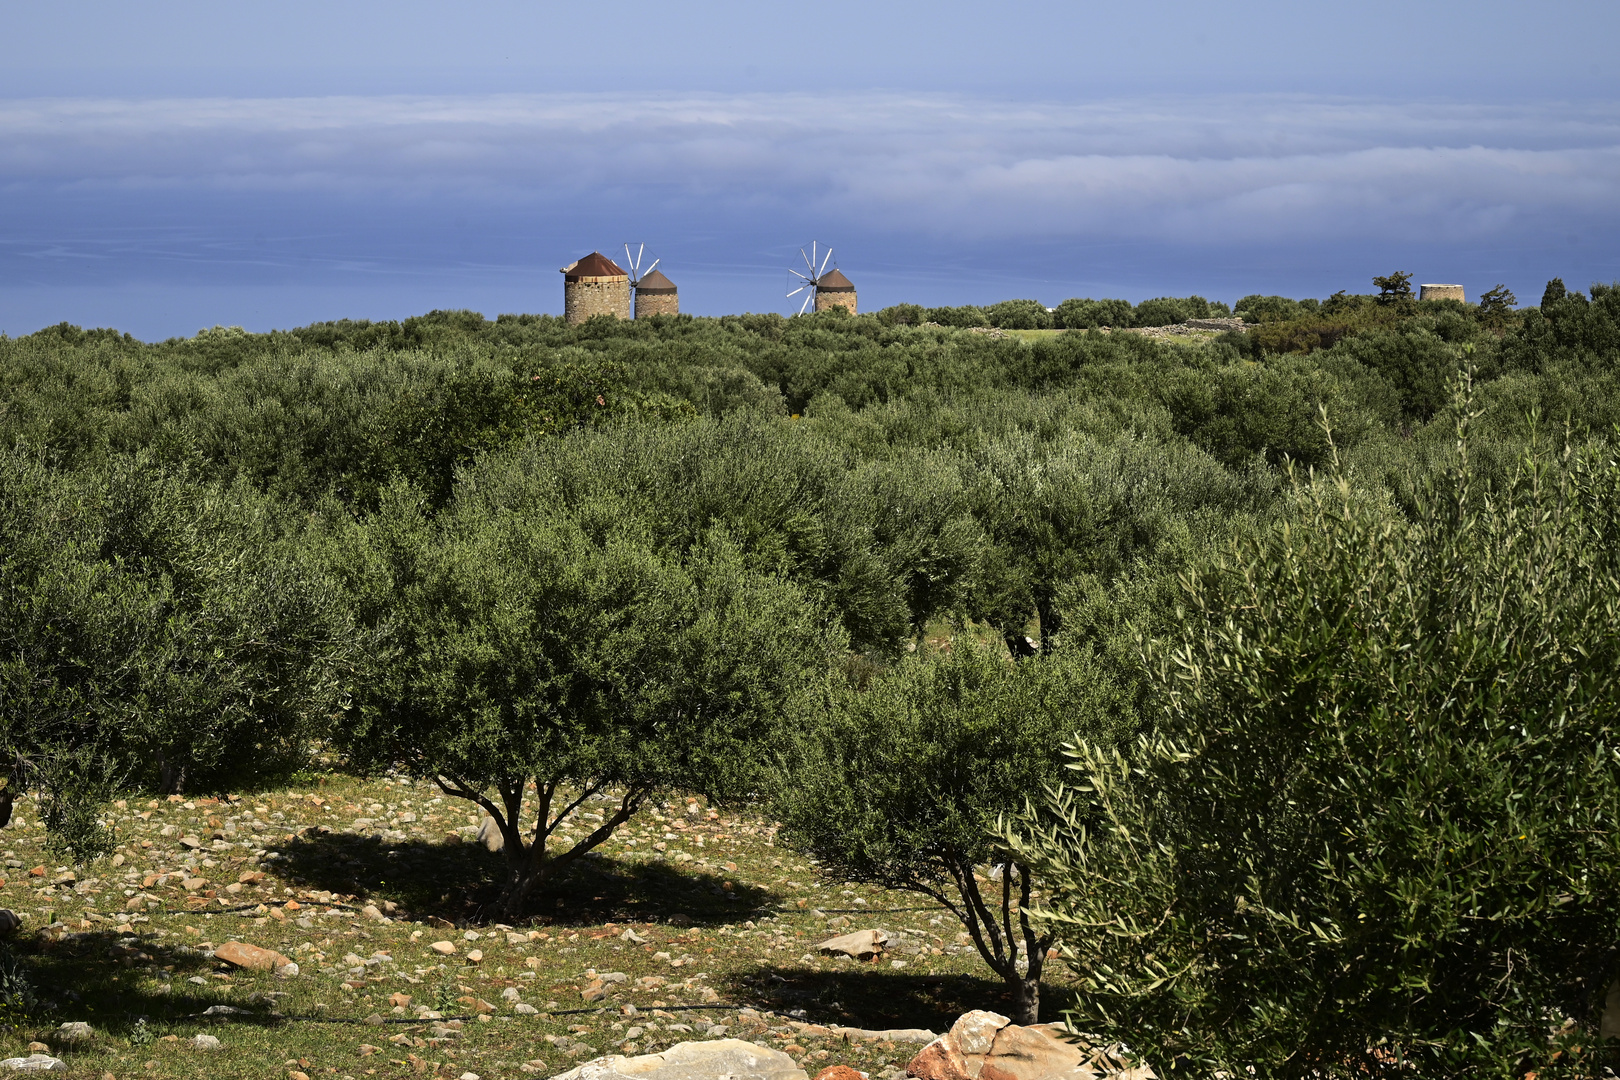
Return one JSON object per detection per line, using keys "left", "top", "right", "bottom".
{"left": 1010, "top": 416, "right": 1620, "bottom": 1075}
{"left": 326, "top": 469, "right": 835, "bottom": 919}
{"left": 0, "top": 451, "right": 360, "bottom": 857}
{"left": 772, "top": 639, "right": 1133, "bottom": 1023}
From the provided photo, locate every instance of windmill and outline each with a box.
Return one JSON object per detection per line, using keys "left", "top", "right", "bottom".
{"left": 787, "top": 241, "right": 835, "bottom": 314}
{"left": 623, "top": 243, "right": 660, "bottom": 290}
{"left": 624, "top": 243, "right": 679, "bottom": 318}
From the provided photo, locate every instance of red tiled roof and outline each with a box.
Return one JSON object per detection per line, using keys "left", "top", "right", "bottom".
{"left": 563, "top": 252, "right": 628, "bottom": 280}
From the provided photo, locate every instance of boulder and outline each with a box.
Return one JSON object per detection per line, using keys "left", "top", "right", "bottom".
{"left": 54, "top": 1023, "right": 92, "bottom": 1044}
{"left": 214, "top": 941, "right": 292, "bottom": 971}
{"left": 906, "top": 1011, "right": 1153, "bottom": 1080}
{"left": 477, "top": 816, "right": 505, "bottom": 853}
{"left": 0, "top": 1054, "right": 64, "bottom": 1071}
{"left": 815, "top": 929, "right": 889, "bottom": 960}
{"left": 813, "top": 1069, "right": 866, "bottom": 1080}
{"left": 550, "top": 1038, "right": 807, "bottom": 1080}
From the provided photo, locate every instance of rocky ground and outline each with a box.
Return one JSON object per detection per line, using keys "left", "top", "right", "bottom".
{"left": 0, "top": 774, "right": 1029, "bottom": 1079}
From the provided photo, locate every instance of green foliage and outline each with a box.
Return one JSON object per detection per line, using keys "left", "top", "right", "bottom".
{"left": 774, "top": 640, "right": 1133, "bottom": 1021}
{"left": 874, "top": 303, "right": 928, "bottom": 327}
{"left": 325, "top": 463, "right": 837, "bottom": 916}
{"left": 1011, "top": 405, "right": 1620, "bottom": 1075}
{"left": 986, "top": 299, "right": 1054, "bottom": 330}
{"left": 39, "top": 749, "right": 120, "bottom": 862}
{"left": 1052, "top": 298, "right": 1133, "bottom": 330}
{"left": 1478, "top": 284, "right": 1518, "bottom": 326}
{"left": 924, "top": 305, "right": 991, "bottom": 328}
{"left": 1502, "top": 282, "right": 1620, "bottom": 374}
{"left": 0, "top": 948, "right": 41, "bottom": 1030}
{"left": 1132, "top": 296, "right": 1213, "bottom": 327}
{"left": 1234, "top": 295, "right": 1307, "bottom": 324}
{"left": 0, "top": 449, "right": 362, "bottom": 840}
{"left": 1373, "top": 269, "right": 1414, "bottom": 305}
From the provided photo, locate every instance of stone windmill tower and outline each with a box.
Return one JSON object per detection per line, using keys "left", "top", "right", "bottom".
{"left": 624, "top": 244, "right": 678, "bottom": 318}
{"left": 787, "top": 241, "right": 856, "bottom": 315}
{"left": 561, "top": 252, "right": 630, "bottom": 325}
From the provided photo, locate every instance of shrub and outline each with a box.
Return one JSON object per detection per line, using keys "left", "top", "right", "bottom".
{"left": 774, "top": 640, "right": 1133, "bottom": 1023}
{"left": 1052, "top": 298, "right": 1133, "bottom": 330}
{"left": 874, "top": 303, "right": 927, "bottom": 327}
{"left": 987, "top": 299, "right": 1054, "bottom": 330}
{"left": 925, "top": 305, "right": 991, "bottom": 328}
{"left": 1131, "top": 298, "right": 1189, "bottom": 327}
{"left": 1234, "top": 295, "right": 1305, "bottom": 324}
{"left": 1012, "top": 404, "right": 1620, "bottom": 1075}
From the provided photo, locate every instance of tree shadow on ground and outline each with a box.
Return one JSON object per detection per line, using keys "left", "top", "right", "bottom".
{"left": 10, "top": 927, "right": 278, "bottom": 1038}
{"left": 719, "top": 965, "right": 1055, "bottom": 1030}
{"left": 269, "top": 832, "right": 774, "bottom": 927}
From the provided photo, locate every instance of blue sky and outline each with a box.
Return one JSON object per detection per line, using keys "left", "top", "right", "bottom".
{"left": 2, "top": 1, "right": 1617, "bottom": 339}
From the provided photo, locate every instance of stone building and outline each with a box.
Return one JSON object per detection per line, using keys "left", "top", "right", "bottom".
{"left": 1420, "top": 283, "right": 1465, "bottom": 302}
{"left": 634, "top": 268, "right": 678, "bottom": 318}
{"left": 562, "top": 252, "right": 630, "bottom": 325}
{"left": 814, "top": 268, "right": 856, "bottom": 314}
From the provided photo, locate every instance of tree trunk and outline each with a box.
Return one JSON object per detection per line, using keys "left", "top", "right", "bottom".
{"left": 1005, "top": 632, "right": 1038, "bottom": 661}
{"left": 1008, "top": 973, "right": 1040, "bottom": 1026}
{"left": 1034, "top": 592, "right": 1060, "bottom": 656}
{"left": 500, "top": 851, "right": 551, "bottom": 921}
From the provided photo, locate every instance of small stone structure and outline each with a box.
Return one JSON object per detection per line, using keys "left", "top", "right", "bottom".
{"left": 1420, "top": 284, "right": 1465, "bottom": 302}
{"left": 814, "top": 268, "right": 856, "bottom": 314}
{"left": 634, "top": 268, "right": 679, "bottom": 318}
{"left": 563, "top": 252, "right": 631, "bottom": 325}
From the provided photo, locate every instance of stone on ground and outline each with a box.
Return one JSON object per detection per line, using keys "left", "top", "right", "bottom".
{"left": 906, "top": 1010, "right": 1155, "bottom": 1080}
{"left": 815, "top": 929, "right": 889, "bottom": 959}
{"left": 550, "top": 1038, "right": 808, "bottom": 1080}
{"left": 0, "top": 1054, "right": 64, "bottom": 1071}
{"left": 214, "top": 941, "right": 292, "bottom": 971}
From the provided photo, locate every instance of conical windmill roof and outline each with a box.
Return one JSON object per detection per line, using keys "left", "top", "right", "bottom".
{"left": 635, "top": 268, "right": 677, "bottom": 294}
{"left": 817, "top": 268, "right": 855, "bottom": 290}
{"left": 563, "top": 252, "right": 628, "bottom": 281}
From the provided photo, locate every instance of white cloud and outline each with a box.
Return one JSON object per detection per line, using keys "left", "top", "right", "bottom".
{"left": 1, "top": 91, "right": 1617, "bottom": 248}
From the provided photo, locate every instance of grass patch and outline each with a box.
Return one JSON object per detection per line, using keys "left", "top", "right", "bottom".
{"left": 0, "top": 776, "right": 1029, "bottom": 1078}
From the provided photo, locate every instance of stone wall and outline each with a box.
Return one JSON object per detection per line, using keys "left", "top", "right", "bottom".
{"left": 635, "top": 290, "right": 678, "bottom": 318}
{"left": 1420, "top": 284, "right": 1466, "bottom": 302}
{"left": 815, "top": 290, "right": 856, "bottom": 315}
{"left": 565, "top": 278, "right": 630, "bottom": 325}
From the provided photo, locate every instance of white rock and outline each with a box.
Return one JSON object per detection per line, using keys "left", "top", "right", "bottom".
{"left": 548, "top": 1039, "right": 806, "bottom": 1080}
{"left": 815, "top": 928, "right": 889, "bottom": 959}
{"left": 192, "top": 1034, "right": 222, "bottom": 1050}
{"left": 477, "top": 816, "right": 505, "bottom": 853}
{"left": 515, "top": 1003, "right": 540, "bottom": 1015}
{"left": 0, "top": 1054, "right": 65, "bottom": 1071}
{"left": 54, "top": 1023, "right": 92, "bottom": 1043}
{"left": 502, "top": 987, "right": 522, "bottom": 1002}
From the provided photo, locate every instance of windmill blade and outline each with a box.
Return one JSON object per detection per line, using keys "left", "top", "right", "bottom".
{"left": 788, "top": 267, "right": 814, "bottom": 284}
{"left": 644, "top": 257, "right": 659, "bottom": 276}
{"left": 800, "top": 291, "right": 816, "bottom": 314}
{"left": 787, "top": 282, "right": 812, "bottom": 298}
{"left": 818, "top": 247, "right": 833, "bottom": 278}
{"left": 801, "top": 244, "right": 818, "bottom": 276}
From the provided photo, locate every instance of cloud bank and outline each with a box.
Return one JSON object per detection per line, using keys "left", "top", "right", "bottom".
{"left": 4, "top": 91, "right": 1618, "bottom": 247}
{"left": 2, "top": 91, "right": 1618, "bottom": 335}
